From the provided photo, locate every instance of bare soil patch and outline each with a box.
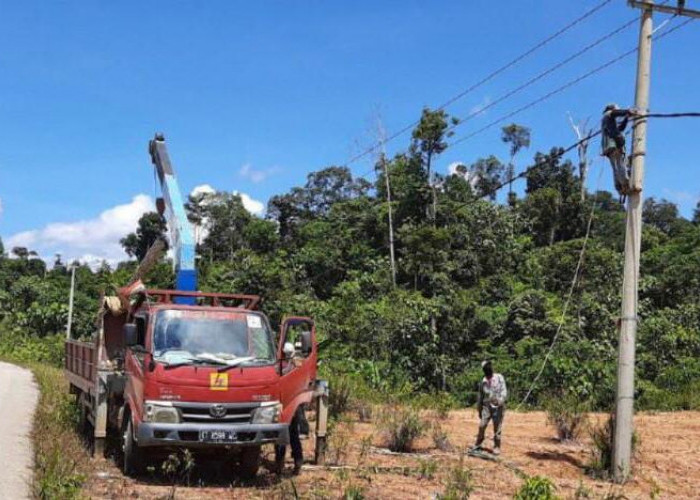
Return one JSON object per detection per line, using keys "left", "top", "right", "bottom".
{"left": 82, "top": 410, "right": 700, "bottom": 499}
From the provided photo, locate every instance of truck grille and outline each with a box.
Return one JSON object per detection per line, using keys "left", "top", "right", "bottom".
{"left": 173, "top": 402, "right": 260, "bottom": 424}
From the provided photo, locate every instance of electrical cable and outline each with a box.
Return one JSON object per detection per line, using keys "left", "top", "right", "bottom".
{"left": 515, "top": 160, "right": 605, "bottom": 409}
{"left": 448, "top": 16, "right": 695, "bottom": 151}
{"left": 343, "top": 0, "right": 617, "bottom": 167}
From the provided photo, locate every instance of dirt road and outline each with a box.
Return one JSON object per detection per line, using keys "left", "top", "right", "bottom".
{"left": 0, "top": 362, "right": 38, "bottom": 499}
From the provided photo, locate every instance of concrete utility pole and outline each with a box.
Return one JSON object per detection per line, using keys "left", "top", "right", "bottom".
{"left": 66, "top": 264, "right": 76, "bottom": 340}
{"left": 615, "top": 0, "right": 700, "bottom": 482}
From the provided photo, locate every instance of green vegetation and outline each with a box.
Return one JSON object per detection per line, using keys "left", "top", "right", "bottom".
{"left": 378, "top": 405, "right": 426, "bottom": 452}
{"left": 2, "top": 107, "right": 700, "bottom": 419}
{"left": 30, "top": 363, "right": 87, "bottom": 499}
{"left": 514, "top": 476, "right": 558, "bottom": 500}
{"left": 543, "top": 392, "right": 590, "bottom": 441}
{"left": 438, "top": 459, "right": 474, "bottom": 499}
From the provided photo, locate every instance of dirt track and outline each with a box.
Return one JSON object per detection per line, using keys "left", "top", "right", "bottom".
{"left": 84, "top": 409, "right": 700, "bottom": 499}
{"left": 0, "top": 362, "right": 38, "bottom": 499}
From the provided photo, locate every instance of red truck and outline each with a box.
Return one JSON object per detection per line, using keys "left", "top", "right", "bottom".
{"left": 65, "top": 286, "right": 328, "bottom": 478}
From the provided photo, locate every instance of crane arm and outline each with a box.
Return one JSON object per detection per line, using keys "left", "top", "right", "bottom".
{"left": 148, "top": 133, "right": 197, "bottom": 293}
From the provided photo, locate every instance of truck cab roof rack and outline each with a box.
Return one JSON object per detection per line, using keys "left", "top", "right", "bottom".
{"left": 145, "top": 289, "right": 261, "bottom": 310}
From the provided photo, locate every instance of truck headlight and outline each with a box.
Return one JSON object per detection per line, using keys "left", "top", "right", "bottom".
{"left": 251, "top": 402, "right": 282, "bottom": 424}
{"left": 144, "top": 402, "right": 181, "bottom": 424}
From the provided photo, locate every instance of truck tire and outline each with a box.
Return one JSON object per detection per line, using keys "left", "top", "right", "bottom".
{"left": 237, "top": 446, "right": 261, "bottom": 479}
{"left": 122, "top": 416, "right": 145, "bottom": 476}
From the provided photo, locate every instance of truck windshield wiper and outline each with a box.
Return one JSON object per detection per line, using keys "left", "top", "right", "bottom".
{"left": 161, "top": 357, "right": 209, "bottom": 369}
{"left": 216, "top": 356, "right": 256, "bottom": 372}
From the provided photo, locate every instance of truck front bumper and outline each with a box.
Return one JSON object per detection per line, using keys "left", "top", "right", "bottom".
{"left": 136, "top": 422, "right": 290, "bottom": 448}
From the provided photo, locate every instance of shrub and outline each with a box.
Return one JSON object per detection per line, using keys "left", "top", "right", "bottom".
{"left": 379, "top": 406, "right": 426, "bottom": 453}
{"left": 586, "top": 414, "right": 638, "bottom": 479}
{"left": 514, "top": 476, "right": 558, "bottom": 500}
{"left": 431, "top": 421, "right": 452, "bottom": 451}
{"left": 329, "top": 375, "right": 355, "bottom": 419}
{"left": 327, "top": 418, "right": 354, "bottom": 465}
{"left": 438, "top": 460, "right": 474, "bottom": 499}
{"left": 417, "top": 458, "right": 437, "bottom": 480}
{"left": 543, "top": 392, "right": 590, "bottom": 441}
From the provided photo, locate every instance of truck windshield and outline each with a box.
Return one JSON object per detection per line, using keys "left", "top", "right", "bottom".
{"left": 152, "top": 309, "right": 275, "bottom": 365}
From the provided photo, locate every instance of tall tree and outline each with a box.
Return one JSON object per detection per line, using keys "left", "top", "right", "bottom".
{"left": 120, "top": 212, "right": 168, "bottom": 261}
{"left": 410, "top": 108, "right": 458, "bottom": 220}
{"left": 501, "top": 123, "right": 531, "bottom": 203}
{"left": 469, "top": 156, "right": 506, "bottom": 201}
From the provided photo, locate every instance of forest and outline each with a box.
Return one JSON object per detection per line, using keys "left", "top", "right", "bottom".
{"left": 2, "top": 108, "right": 699, "bottom": 412}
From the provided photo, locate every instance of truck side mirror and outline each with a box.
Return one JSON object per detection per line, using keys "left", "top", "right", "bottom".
{"left": 300, "top": 330, "right": 312, "bottom": 355}
{"left": 123, "top": 324, "right": 138, "bottom": 347}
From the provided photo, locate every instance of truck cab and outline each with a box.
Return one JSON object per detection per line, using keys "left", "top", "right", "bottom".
{"left": 65, "top": 288, "right": 324, "bottom": 478}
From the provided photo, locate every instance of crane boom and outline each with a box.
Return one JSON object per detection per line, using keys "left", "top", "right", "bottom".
{"left": 148, "top": 133, "right": 197, "bottom": 293}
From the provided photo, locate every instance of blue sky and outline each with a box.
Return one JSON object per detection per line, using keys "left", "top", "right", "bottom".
{"left": 1, "top": 1, "right": 698, "bottom": 264}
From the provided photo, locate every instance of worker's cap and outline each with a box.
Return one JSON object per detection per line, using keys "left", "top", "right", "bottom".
{"left": 604, "top": 103, "right": 619, "bottom": 112}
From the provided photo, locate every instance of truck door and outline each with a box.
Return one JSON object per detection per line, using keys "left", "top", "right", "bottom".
{"left": 277, "top": 317, "right": 316, "bottom": 422}
{"left": 124, "top": 314, "right": 148, "bottom": 423}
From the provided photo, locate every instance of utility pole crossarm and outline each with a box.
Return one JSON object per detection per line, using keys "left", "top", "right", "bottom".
{"left": 629, "top": 0, "right": 700, "bottom": 18}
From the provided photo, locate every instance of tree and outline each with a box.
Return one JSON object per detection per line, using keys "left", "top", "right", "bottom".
{"left": 197, "top": 192, "right": 252, "bottom": 262}
{"left": 692, "top": 201, "right": 700, "bottom": 225}
{"left": 501, "top": 123, "right": 531, "bottom": 202}
{"left": 410, "top": 108, "right": 458, "bottom": 220}
{"left": 120, "top": 212, "right": 168, "bottom": 261}
{"left": 643, "top": 198, "right": 679, "bottom": 235}
{"left": 11, "top": 247, "right": 29, "bottom": 259}
{"left": 468, "top": 156, "right": 506, "bottom": 200}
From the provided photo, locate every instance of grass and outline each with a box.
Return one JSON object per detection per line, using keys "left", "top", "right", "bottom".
{"left": 28, "top": 362, "right": 89, "bottom": 499}
{"left": 543, "top": 392, "right": 590, "bottom": 442}
{"left": 378, "top": 405, "right": 427, "bottom": 453}
{"left": 514, "top": 476, "right": 558, "bottom": 500}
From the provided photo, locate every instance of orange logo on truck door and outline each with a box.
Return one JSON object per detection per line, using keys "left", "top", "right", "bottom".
{"left": 210, "top": 372, "right": 228, "bottom": 391}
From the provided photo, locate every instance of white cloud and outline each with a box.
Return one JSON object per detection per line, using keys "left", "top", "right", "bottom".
{"left": 190, "top": 184, "right": 216, "bottom": 197}
{"left": 469, "top": 96, "right": 492, "bottom": 116}
{"left": 447, "top": 161, "right": 479, "bottom": 187}
{"left": 235, "top": 192, "right": 265, "bottom": 215}
{"left": 5, "top": 194, "right": 154, "bottom": 267}
{"left": 189, "top": 184, "right": 264, "bottom": 216}
{"left": 239, "top": 164, "right": 279, "bottom": 184}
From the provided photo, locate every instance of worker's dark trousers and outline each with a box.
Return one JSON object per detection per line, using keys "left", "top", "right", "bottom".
{"left": 475, "top": 405, "right": 505, "bottom": 449}
{"left": 606, "top": 149, "right": 629, "bottom": 195}
{"left": 275, "top": 410, "right": 303, "bottom": 462}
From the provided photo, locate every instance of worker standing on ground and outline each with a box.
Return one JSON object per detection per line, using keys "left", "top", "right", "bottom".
{"left": 601, "top": 103, "right": 637, "bottom": 202}
{"left": 473, "top": 360, "right": 507, "bottom": 455}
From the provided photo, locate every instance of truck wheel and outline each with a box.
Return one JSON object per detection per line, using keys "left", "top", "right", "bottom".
{"left": 122, "top": 416, "right": 145, "bottom": 476}
{"left": 237, "top": 446, "right": 261, "bottom": 479}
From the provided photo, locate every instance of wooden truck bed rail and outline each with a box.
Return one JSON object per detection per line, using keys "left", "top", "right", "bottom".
{"left": 65, "top": 339, "right": 97, "bottom": 393}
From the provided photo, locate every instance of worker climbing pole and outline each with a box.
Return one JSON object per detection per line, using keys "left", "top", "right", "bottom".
{"left": 600, "top": 103, "right": 638, "bottom": 204}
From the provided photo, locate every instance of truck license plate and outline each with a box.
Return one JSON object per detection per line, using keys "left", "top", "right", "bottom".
{"left": 199, "top": 430, "right": 237, "bottom": 443}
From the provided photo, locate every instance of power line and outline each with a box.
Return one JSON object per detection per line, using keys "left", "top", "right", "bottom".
{"left": 444, "top": 17, "right": 639, "bottom": 134}
{"left": 343, "top": 0, "right": 616, "bottom": 166}
{"left": 448, "top": 16, "right": 695, "bottom": 150}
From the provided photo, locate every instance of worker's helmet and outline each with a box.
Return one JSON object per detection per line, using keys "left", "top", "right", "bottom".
{"left": 604, "top": 103, "right": 619, "bottom": 112}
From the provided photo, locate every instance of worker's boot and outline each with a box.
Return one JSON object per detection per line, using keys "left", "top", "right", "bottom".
{"left": 293, "top": 457, "right": 303, "bottom": 475}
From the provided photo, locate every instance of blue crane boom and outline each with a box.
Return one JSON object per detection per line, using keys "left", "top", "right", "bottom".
{"left": 148, "top": 133, "right": 197, "bottom": 293}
